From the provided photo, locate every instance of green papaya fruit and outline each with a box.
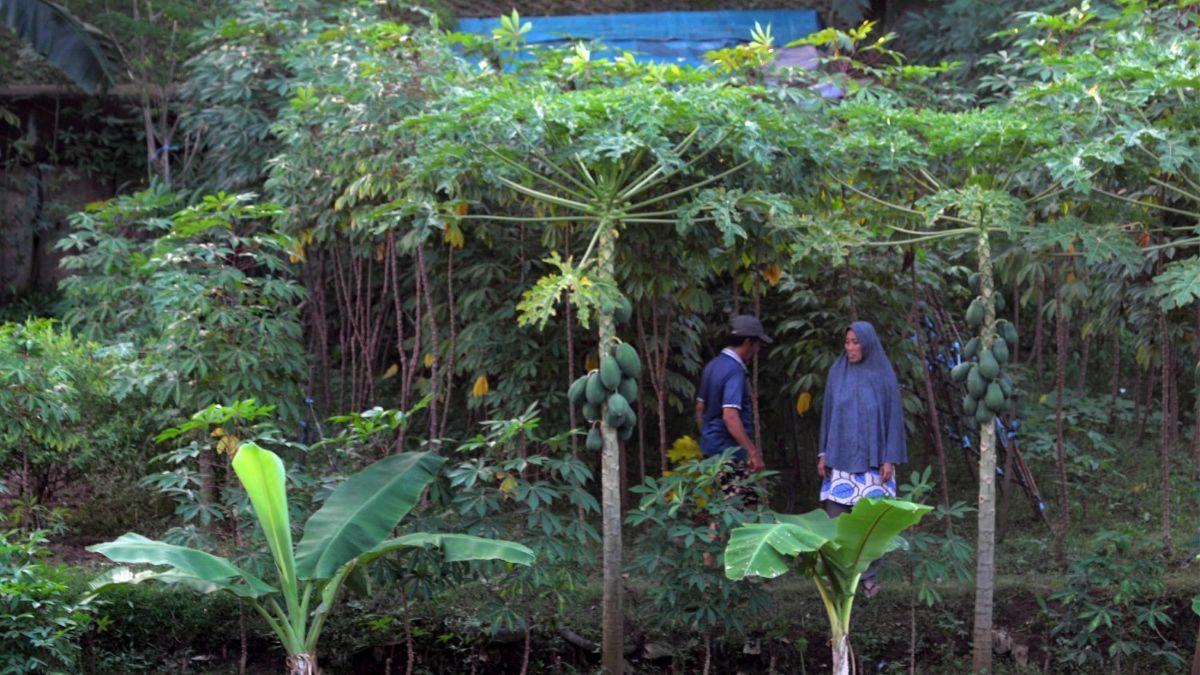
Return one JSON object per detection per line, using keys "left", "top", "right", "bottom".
{"left": 585, "top": 372, "right": 606, "bottom": 405}
{"left": 992, "top": 338, "right": 1009, "bottom": 365}
{"left": 951, "top": 361, "right": 972, "bottom": 383}
{"left": 967, "top": 365, "right": 987, "bottom": 398}
{"left": 581, "top": 402, "right": 599, "bottom": 422}
{"left": 618, "top": 424, "right": 634, "bottom": 442}
{"left": 969, "top": 272, "right": 980, "bottom": 292}
{"left": 985, "top": 382, "right": 1005, "bottom": 410}
{"left": 963, "top": 393, "right": 978, "bottom": 416}
{"left": 963, "top": 337, "right": 980, "bottom": 360}
{"left": 999, "top": 375, "right": 1013, "bottom": 399}
{"left": 966, "top": 298, "right": 985, "bottom": 327}
{"left": 614, "top": 295, "right": 633, "bottom": 324}
{"left": 568, "top": 375, "right": 588, "bottom": 405}
{"left": 979, "top": 348, "right": 1001, "bottom": 379}
{"left": 618, "top": 376, "right": 638, "bottom": 403}
{"left": 994, "top": 292, "right": 1006, "bottom": 312}
{"left": 586, "top": 427, "right": 602, "bottom": 451}
{"left": 614, "top": 342, "right": 642, "bottom": 379}
{"left": 1001, "top": 322, "right": 1019, "bottom": 349}
{"left": 600, "top": 357, "right": 622, "bottom": 390}
{"left": 975, "top": 403, "right": 995, "bottom": 425}
{"left": 607, "top": 392, "right": 632, "bottom": 422}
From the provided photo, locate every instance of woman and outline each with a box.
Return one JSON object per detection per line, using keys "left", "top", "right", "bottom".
{"left": 817, "top": 321, "right": 908, "bottom": 596}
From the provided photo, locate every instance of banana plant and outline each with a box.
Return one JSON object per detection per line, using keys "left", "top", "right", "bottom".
{"left": 724, "top": 498, "right": 931, "bottom": 675}
{"left": 87, "top": 442, "right": 535, "bottom": 674}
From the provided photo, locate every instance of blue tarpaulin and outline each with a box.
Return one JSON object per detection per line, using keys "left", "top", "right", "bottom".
{"left": 456, "top": 9, "right": 822, "bottom": 67}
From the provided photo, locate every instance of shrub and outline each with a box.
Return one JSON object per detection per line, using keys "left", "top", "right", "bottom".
{"left": 0, "top": 530, "right": 94, "bottom": 674}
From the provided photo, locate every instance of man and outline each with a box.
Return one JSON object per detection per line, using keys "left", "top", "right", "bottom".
{"left": 695, "top": 315, "right": 770, "bottom": 504}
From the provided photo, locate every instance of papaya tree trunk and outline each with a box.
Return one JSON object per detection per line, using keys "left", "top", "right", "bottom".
{"left": 597, "top": 224, "right": 624, "bottom": 675}
{"left": 971, "top": 228, "right": 997, "bottom": 674}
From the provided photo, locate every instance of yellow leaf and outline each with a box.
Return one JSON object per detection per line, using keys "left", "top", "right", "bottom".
{"left": 584, "top": 352, "right": 599, "bottom": 372}
{"left": 796, "top": 392, "right": 813, "bottom": 416}
{"left": 762, "top": 263, "right": 782, "bottom": 287}
{"left": 455, "top": 202, "right": 469, "bottom": 216}
{"left": 211, "top": 426, "right": 226, "bottom": 438}
{"left": 444, "top": 224, "right": 465, "bottom": 249}
{"left": 375, "top": 243, "right": 386, "bottom": 261}
{"left": 472, "top": 374, "right": 490, "bottom": 398}
{"left": 667, "top": 435, "right": 702, "bottom": 465}
{"left": 382, "top": 363, "right": 399, "bottom": 379}
{"left": 217, "top": 435, "right": 240, "bottom": 455}
{"left": 424, "top": 353, "right": 434, "bottom": 368}
{"left": 500, "top": 475, "right": 518, "bottom": 494}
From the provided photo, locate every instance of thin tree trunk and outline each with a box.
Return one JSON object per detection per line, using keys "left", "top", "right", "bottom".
{"left": 909, "top": 263, "right": 951, "bottom": 522}
{"left": 597, "top": 225, "right": 624, "bottom": 675}
{"left": 1033, "top": 279, "right": 1045, "bottom": 383}
{"left": 564, "top": 290, "right": 578, "bottom": 451}
{"left": 520, "top": 610, "right": 532, "bottom": 675}
{"left": 752, "top": 288, "right": 763, "bottom": 460}
{"left": 971, "top": 230, "right": 997, "bottom": 674}
{"left": 1052, "top": 259, "right": 1070, "bottom": 564}
{"left": 1160, "top": 308, "right": 1173, "bottom": 555}
{"left": 1138, "top": 365, "right": 1154, "bottom": 447}
{"left": 417, "top": 247, "right": 440, "bottom": 444}
{"left": 845, "top": 257, "right": 858, "bottom": 324}
{"left": 1109, "top": 330, "right": 1121, "bottom": 420}
{"left": 1011, "top": 280, "right": 1021, "bottom": 363}
{"left": 439, "top": 245, "right": 457, "bottom": 438}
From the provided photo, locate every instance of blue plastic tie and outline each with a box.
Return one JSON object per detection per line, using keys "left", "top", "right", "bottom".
{"left": 962, "top": 435, "right": 972, "bottom": 448}
{"left": 305, "top": 397, "right": 314, "bottom": 407}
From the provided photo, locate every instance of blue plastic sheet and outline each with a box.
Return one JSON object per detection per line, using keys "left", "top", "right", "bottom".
{"left": 456, "top": 9, "right": 822, "bottom": 66}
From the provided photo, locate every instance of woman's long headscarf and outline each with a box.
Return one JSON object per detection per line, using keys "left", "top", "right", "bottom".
{"left": 818, "top": 321, "right": 908, "bottom": 473}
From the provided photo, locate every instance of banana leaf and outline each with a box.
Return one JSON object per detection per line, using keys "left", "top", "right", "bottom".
{"left": 232, "top": 442, "right": 298, "bottom": 599}
{"left": 0, "top": 0, "right": 124, "bottom": 94}
{"left": 87, "top": 533, "right": 275, "bottom": 597}
{"left": 294, "top": 451, "right": 446, "bottom": 580}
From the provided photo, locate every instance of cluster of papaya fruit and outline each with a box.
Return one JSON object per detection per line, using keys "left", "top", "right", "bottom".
{"left": 951, "top": 277, "right": 1018, "bottom": 424}
{"left": 568, "top": 341, "right": 642, "bottom": 451}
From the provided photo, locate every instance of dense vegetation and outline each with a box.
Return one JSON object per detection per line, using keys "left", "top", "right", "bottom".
{"left": 4, "top": 0, "right": 1200, "bottom": 673}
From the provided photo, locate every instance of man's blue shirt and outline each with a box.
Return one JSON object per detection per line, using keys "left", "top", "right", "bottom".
{"left": 697, "top": 349, "right": 754, "bottom": 460}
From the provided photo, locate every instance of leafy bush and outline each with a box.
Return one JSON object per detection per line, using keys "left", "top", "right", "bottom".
{"left": 1039, "top": 529, "right": 1183, "bottom": 670}
{"left": 0, "top": 530, "right": 94, "bottom": 674}
{"left": 626, "top": 449, "right": 772, "bottom": 637}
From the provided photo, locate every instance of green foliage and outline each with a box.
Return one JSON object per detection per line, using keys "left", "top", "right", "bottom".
{"left": 894, "top": 467, "right": 974, "bottom": 607}
{"left": 58, "top": 186, "right": 308, "bottom": 420}
{"left": 446, "top": 407, "right": 600, "bottom": 633}
{"left": 0, "top": 0, "right": 124, "bottom": 94}
{"left": 0, "top": 529, "right": 94, "bottom": 674}
{"left": 1039, "top": 529, "right": 1183, "bottom": 670}
{"left": 89, "top": 441, "right": 534, "bottom": 668}
{"left": 626, "top": 451, "right": 772, "bottom": 634}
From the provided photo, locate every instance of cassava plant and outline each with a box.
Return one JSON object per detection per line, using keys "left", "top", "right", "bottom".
{"left": 87, "top": 442, "right": 534, "bottom": 674}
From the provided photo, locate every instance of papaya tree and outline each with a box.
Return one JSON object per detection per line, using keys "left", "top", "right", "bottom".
{"left": 405, "top": 61, "right": 816, "bottom": 669}
{"left": 724, "top": 498, "right": 931, "bottom": 675}
{"left": 87, "top": 442, "right": 534, "bottom": 674}
{"left": 807, "top": 98, "right": 1145, "bottom": 670}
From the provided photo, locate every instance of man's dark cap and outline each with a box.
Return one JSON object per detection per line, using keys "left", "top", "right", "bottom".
{"left": 730, "top": 315, "right": 773, "bottom": 344}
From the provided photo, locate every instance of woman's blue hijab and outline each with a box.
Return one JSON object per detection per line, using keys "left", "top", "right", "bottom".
{"left": 818, "top": 321, "right": 908, "bottom": 473}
